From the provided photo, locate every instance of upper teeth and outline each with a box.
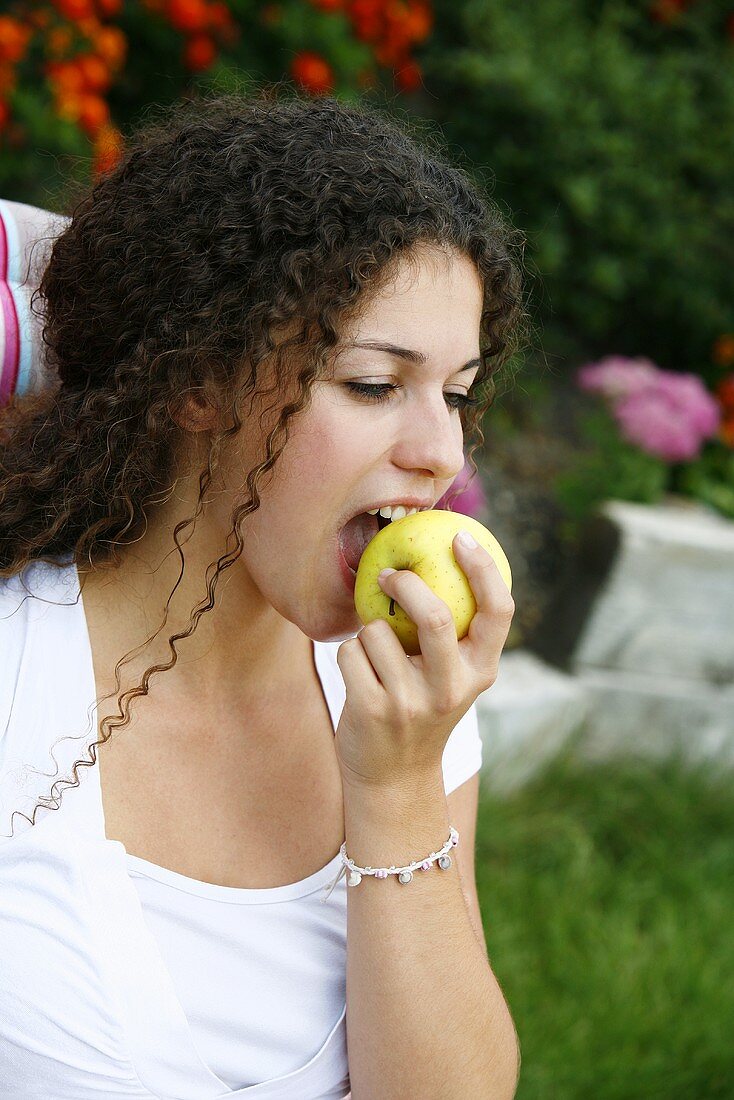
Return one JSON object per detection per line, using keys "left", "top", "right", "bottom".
{"left": 366, "top": 504, "right": 428, "bottom": 522}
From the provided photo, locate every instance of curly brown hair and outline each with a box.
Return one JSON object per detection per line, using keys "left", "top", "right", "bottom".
{"left": 0, "top": 85, "right": 531, "bottom": 838}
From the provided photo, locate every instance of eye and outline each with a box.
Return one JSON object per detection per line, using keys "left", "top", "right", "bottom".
{"left": 345, "top": 382, "right": 480, "bottom": 411}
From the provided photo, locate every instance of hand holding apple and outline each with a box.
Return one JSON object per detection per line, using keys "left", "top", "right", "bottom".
{"left": 334, "top": 508, "right": 515, "bottom": 790}
{"left": 353, "top": 509, "right": 512, "bottom": 656}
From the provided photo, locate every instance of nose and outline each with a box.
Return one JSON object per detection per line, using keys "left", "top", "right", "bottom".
{"left": 390, "top": 392, "right": 467, "bottom": 484}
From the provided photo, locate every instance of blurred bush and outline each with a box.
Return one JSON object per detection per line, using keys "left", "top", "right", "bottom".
{"left": 420, "top": 0, "right": 734, "bottom": 381}
{"left": 4, "top": 0, "right": 733, "bottom": 537}
{"left": 0, "top": 0, "right": 433, "bottom": 208}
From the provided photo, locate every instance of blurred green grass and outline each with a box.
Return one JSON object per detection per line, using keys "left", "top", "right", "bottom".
{"left": 477, "top": 749, "right": 734, "bottom": 1099}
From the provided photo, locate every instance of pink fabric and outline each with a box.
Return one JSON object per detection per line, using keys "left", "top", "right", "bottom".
{"left": 0, "top": 199, "right": 69, "bottom": 408}
{"left": 0, "top": 209, "right": 19, "bottom": 406}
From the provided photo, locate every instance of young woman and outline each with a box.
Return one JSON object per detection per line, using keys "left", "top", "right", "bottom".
{"left": 0, "top": 89, "right": 529, "bottom": 1099}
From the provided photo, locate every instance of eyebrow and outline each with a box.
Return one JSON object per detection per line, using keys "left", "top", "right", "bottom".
{"left": 348, "top": 341, "right": 481, "bottom": 373}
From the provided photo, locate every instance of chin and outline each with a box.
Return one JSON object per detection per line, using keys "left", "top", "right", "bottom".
{"left": 274, "top": 594, "right": 359, "bottom": 646}
{"left": 267, "top": 557, "right": 361, "bottom": 645}
{"left": 302, "top": 619, "right": 361, "bottom": 645}
{"left": 294, "top": 603, "right": 362, "bottom": 646}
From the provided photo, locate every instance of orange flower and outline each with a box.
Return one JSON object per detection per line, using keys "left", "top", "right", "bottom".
{"left": 53, "top": 0, "right": 97, "bottom": 20}
{"left": 0, "top": 17, "right": 33, "bottom": 64}
{"left": 55, "top": 90, "right": 83, "bottom": 122}
{"left": 384, "top": 0, "right": 408, "bottom": 24}
{"left": 350, "top": 0, "right": 382, "bottom": 38}
{"left": 77, "top": 92, "right": 110, "bottom": 138}
{"left": 78, "top": 16, "right": 102, "bottom": 37}
{"left": 719, "top": 416, "right": 734, "bottom": 448}
{"left": 207, "top": 1, "right": 233, "bottom": 29}
{"left": 93, "top": 25, "right": 127, "bottom": 70}
{"left": 183, "top": 33, "right": 217, "bottom": 71}
{"left": 49, "top": 61, "right": 86, "bottom": 95}
{"left": 352, "top": 17, "right": 381, "bottom": 42}
{"left": 375, "top": 39, "right": 405, "bottom": 66}
{"left": 290, "top": 51, "right": 334, "bottom": 95}
{"left": 403, "top": 2, "right": 432, "bottom": 41}
{"left": 395, "top": 58, "right": 421, "bottom": 92}
{"left": 93, "top": 122, "right": 124, "bottom": 179}
{"left": 0, "top": 65, "right": 17, "bottom": 97}
{"left": 77, "top": 53, "right": 112, "bottom": 93}
{"left": 351, "top": 0, "right": 382, "bottom": 12}
{"left": 166, "top": 0, "right": 210, "bottom": 33}
{"left": 47, "top": 25, "right": 75, "bottom": 56}
{"left": 714, "top": 374, "right": 734, "bottom": 413}
{"left": 96, "top": 0, "right": 124, "bottom": 16}
{"left": 712, "top": 333, "right": 734, "bottom": 367}
{"left": 28, "top": 8, "right": 53, "bottom": 29}
{"left": 383, "top": 20, "right": 412, "bottom": 54}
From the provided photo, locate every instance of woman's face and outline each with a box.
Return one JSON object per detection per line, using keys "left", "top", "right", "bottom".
{"left": 216, "top": 246, "right": 484, "bottom": 645}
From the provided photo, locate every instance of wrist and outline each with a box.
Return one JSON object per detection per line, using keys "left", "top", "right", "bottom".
{"left": 341, "top": 768, "right": 451, "bottom": 873}
{"left": 339, "top": 764, "right": 446, "bottom": 806}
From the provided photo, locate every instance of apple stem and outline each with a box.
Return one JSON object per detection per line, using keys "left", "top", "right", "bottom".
{"left": 389, "top": 598, "right": 396, "bottom": 617}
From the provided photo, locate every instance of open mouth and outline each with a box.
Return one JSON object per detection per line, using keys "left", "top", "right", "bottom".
{"left": 338, "top": 510, "right": 390, "bottom": 573}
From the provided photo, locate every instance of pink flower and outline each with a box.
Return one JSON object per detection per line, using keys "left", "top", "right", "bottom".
{"left": 614, "top": 373, "right": 721, "bottom": 462}
{"left": 576, "top": 356, "right": 659, "bottom": 400}
{"left": 576, "top": 355, "right": 721, "bottom": 463}
{"left": 436, "top": 453, "right": 487, "bottom": 518}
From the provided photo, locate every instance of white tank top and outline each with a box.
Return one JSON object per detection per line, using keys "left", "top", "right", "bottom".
{"left": 0, "top": 557, "right": 483, "bottom": 1097}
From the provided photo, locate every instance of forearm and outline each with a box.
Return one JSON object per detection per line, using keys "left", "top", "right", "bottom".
{"left": 342, "top": 770, "right": 519, "bottom": 1100}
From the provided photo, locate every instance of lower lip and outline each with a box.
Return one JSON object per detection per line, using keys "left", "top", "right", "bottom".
{"left": 337, "top": 539, "right": 357, "bottom": 594}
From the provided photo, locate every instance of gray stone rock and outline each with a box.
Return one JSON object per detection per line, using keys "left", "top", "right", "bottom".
{"left": 571, "top": 665, "right": 734, "bottom": 768}
{"left": 569, "top": 499, "right": 734, "bottom": 686}
{"left": 525, "top": 497, "right": 734, "bottom": 773}
{"left": 475, "top": 650, "right": 590, "bottom": 794}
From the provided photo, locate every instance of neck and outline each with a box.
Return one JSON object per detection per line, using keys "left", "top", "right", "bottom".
{"left": 77, "top": 544, "right": 312, "bottom": 714}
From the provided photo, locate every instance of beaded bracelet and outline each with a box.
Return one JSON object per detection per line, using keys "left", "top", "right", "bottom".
{"left": 320, "top": 827, "right": 459, "bottom": 904}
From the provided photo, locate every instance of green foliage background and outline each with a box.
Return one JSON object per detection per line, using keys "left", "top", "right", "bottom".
{"left": 420, "top": 0, "right": 734, "bottom": 381}
{"left": 3, "top": 0, "right": 733, "bottom": 528}
{"left": 5, "top": 0, "right": 733, "bottom": 379}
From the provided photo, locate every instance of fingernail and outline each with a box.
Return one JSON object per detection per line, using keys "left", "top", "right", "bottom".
{"left": 378, "top": 568, "right": 397, "bottom": 582}
{"left": 457, "top": 530, "right": 477, "bottom": 549}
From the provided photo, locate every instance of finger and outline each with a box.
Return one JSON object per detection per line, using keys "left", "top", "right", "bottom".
{"left": 376, "top": 567, "right": 458, "bottom": 687}
{"left": 336, "top": 635, "right": 384, "bottom": 702}
{"left": 452, "top": 532, "right": 515, "bottom": 675}
{"left": 355, "top": 616, "right": 412, "bottom": 696}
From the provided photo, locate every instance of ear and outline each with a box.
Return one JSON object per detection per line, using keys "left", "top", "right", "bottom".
{"left": 169, "top": 388, "right": 222, "bottom": 433}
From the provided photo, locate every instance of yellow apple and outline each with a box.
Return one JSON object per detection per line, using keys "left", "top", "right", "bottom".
{"left": 353, "top": 509, "right": 512, "bottom": 656}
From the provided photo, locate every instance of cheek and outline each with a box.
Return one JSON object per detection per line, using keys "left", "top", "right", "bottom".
{"left": 222, "top": 403, "right": 367, "bottom": 531}
{"left": 284, "top": 414, "right": 362, "bottom": 487}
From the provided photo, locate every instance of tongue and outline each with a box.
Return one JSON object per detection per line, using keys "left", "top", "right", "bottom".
{"left": 339, "top": 512, "right": 379, "bottom": 572}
